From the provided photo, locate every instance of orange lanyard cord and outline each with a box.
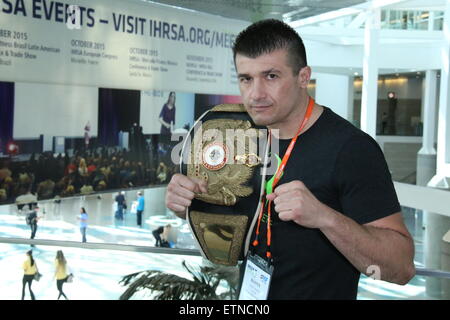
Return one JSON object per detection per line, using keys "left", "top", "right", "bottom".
{"left": 252, "top": 97, "right": 315, "bottom": 260}
{"left": 271, "top": 97, "right": 315, "bottom": 189}
{"left": 266, "top": 200, "right": 272, "bottom": 258}
{"left": 252, "top": 199, "right": 265, "bottom": 247}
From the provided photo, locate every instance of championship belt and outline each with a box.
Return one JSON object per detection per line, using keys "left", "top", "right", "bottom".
{"left": 180, "top": 104, "right": 269, "bottom": 266}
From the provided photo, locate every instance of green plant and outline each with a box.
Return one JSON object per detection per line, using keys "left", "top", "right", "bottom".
{"left": 119, "top": 260, "right": 239, "bottom": 300}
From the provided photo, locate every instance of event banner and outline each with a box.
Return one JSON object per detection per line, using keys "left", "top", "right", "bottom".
{"left": 0, "top": 0, "right": 248, "bottom": 94}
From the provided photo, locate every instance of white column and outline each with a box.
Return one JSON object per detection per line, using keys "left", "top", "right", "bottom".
{"left": 419, "top": 70, "right": 438, "bottom": 156}
{"left": 428, "top": 11, "right": 435, "bottom": 31}
{"left": 347, "top": 76, "right": 355, "bottom": 122}
{"left": 315, "top": 73, "right": 353, "bottom": 120}
{"left": 433, "top": 0, "right": 450, "bottom": 180}
{"left": 425, "top": 1, "right": 450, "bottom": 299}
{"left": 360, "top": 7, "right": 380, "bottom": 138}
{"left": 417, "top": 70, "right": 438, "bottom": 231}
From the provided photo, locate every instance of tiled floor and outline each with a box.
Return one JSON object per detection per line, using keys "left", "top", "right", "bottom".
{"left": 0, "top": 243, "right": 203, "bottom": 300}
{"left": 0, "top": 192, "right": 440, "bottom": 300}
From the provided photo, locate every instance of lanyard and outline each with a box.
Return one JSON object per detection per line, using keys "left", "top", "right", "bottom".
{"left": 252, "top": 96, "right": 315, "bottom": 260}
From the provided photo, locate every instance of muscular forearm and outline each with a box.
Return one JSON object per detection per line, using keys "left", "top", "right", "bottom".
{"left": 269, "top": 180, "right": 415, "bottom": 284}
{"left": 320, "top": 208, "right": 415, "bottom": 285}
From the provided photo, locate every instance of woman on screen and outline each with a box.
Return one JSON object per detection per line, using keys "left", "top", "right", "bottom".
{"left": 159, "top": 91, "right": 176, "bottom": 135}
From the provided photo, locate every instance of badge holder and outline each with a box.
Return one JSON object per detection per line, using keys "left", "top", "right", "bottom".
{"left": 238, "top": 253, "right": 274, "bottom": 300}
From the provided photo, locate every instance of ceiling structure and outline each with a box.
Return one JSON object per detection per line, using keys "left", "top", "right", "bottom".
{"left": 142, "top": 0, "right": 369, "bottom": 22}
{"left": 138, "top": 0, "right": 447, "bottom": 76}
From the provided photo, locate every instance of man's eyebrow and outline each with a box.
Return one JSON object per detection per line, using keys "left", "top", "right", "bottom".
{"left": 261, "top": 68, "right": 281, "bottom": 75}
{"left": 237, "top": 72, "right": 250, "bottom": 78}
{"left": 237, "top": 68, "right": 281, "bottom": 78}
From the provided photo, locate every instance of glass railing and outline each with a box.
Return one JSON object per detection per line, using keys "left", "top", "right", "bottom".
{"left": 2, "top": 238, "right": 449, "bottom": 300}
{"left": 0, "top": 189, "right": 196, "bottom": 249}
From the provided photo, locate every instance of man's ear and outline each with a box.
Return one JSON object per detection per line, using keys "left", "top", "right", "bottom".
{"left": 297, "top": 66, "right": 311, "bottom": 89}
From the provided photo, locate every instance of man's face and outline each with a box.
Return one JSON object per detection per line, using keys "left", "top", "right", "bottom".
{"left": 235, "top": 49, "right": 308, "bottom": 130}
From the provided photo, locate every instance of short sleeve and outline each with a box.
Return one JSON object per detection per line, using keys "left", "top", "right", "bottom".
{"left": 159, "top": 104, "right": 166, "bottom": 118}
{"left": 333, "top": 134, "right": 401, "bottom": 224}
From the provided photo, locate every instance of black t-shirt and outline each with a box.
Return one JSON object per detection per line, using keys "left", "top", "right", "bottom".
{"left": 246, "top": 107, "right": 400, "bottom": 300}
{"left": 115, "top": 194, "right": 125, "bottom": 205}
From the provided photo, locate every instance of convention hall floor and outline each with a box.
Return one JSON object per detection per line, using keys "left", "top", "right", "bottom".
{"left": 0, "top": 192, "right": 435, "bottom": 300}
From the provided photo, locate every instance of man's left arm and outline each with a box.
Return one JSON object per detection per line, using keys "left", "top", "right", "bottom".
{"left": 267, "top": 181, "right": 416, "bottom": 285}
{"left": 321, "top": 207, "right": 415, "bottom": 284}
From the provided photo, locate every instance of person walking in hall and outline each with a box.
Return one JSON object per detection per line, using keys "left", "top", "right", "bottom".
{"left": 115, "top": 191, "right": 126, "bottom": 220}
{"left": 77, "top": 207, "right": 88, "bottom": 243}
{"left": 84, "top": 121, "right": 91, "bottom": 150}
{"left": 25, "top": 205, "right": 41, "bottom": 244}
{"left": 381, "top": 112, "right": 388, "bottom": 134}
{"left": 54, "top": 250, "right": 69, "bottom": 300}
{"left": 21, "top": 250, "right": 38, "bottom": 300}
{"left": 136, "top": 191, "right": 145, "bottom": 227}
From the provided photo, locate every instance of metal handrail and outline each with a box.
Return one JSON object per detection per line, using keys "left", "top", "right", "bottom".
{"left": 0, "top": 237, "right": 201, "bottom": 256}
{"left": 415, "top": 267, "right": 450, "bottom": 279}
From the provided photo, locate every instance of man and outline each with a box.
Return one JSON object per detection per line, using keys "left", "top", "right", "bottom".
{"left": 165, "top": 19, "right": 415, "bottom": 299}
{"left": 381, "top": 112, "right": 388, "bottom": 134}
{"left": 26, "top": 206, "right": 40, "bottom": 242}
{"left": 115, "top": 191, "right": 126, "bottom": 220}
{"left": 152, "top": 224, "right": 171, "bottom": 247}
{"left": 136, "top": 191, "right": 145, "bottom": 227}
{"left": 84, "top": 121, "right": 91, "bottom": 150}
{"left": 152, "top": 225, "right": 164, "bottom": 247}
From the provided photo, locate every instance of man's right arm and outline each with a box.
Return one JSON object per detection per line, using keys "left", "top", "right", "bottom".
{"left": 165, "top": 174, "right": 207, "bottom": 219}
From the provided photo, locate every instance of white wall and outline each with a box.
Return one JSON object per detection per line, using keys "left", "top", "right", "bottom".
{"left": 14, "top": 82, "right": 98, "bottom": 139}
{"left": 315, "top": 73, "right": 353, "bottom": 120}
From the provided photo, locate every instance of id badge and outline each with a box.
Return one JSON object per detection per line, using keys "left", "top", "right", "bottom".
{"left": 238, "top": 253, "right": 274, "bottom": 300}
